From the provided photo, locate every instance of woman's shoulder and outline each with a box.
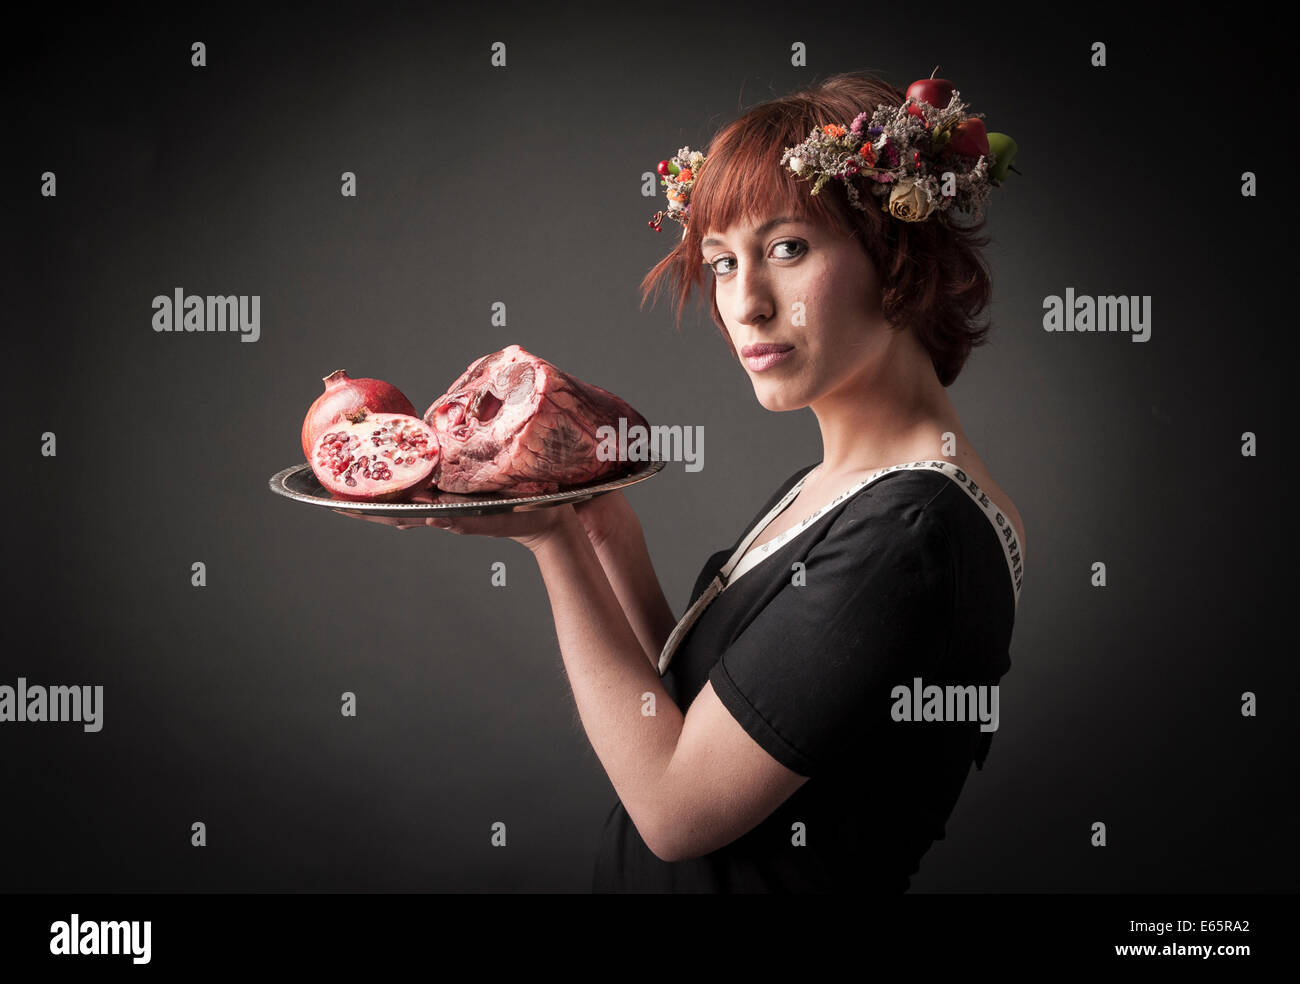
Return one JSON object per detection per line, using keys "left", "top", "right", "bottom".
{"left": 862, "top": 466, "right": 1022, "bottom": 608}
{"left": 834, "top": 467, "right": 956, "bottom": 527}
{"left": 813, "top": 470, "right": 957, "bottom": 562}
{"left": 837, "top": 462, "right": 1025, "bottom": 557}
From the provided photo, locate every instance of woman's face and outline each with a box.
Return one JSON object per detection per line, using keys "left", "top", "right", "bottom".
{"left": 702, "top": 214, "right": 894, "bottom": 412}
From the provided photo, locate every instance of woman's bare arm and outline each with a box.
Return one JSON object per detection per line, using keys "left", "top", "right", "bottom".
{"left": 527, "top": 507, "right": 807, "bottom": 861}
{"left": 574, "top": 491, "right": 678, "bottom": 671}
{"left": 527, "top": 508, "right": 684, "bottom": 853}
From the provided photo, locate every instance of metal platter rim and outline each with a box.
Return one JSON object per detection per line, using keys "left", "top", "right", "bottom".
{"left": 268, "top": 458, "right": 666, "bottom": 515}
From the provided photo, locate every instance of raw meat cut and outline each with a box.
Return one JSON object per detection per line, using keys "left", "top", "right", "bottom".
{"left": 424, "top": 344, "right": 648, "bottom": 494}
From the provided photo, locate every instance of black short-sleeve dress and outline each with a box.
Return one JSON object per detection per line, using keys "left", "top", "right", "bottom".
{"left": 592, "top": 459, "right": 1024, "bottom": 893}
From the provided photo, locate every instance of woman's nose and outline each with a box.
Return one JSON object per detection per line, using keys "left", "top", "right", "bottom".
{"left": 732, "top": 264, "right": 775, "bottom": 326}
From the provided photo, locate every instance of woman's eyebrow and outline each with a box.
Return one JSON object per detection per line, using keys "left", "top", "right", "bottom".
{"left": 701, "top": 216, "right": 799, "bottom": 250}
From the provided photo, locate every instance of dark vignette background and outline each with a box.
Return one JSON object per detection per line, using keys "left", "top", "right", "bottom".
{"left": 2, "top": 2, "right": 1294, "bottom": 893}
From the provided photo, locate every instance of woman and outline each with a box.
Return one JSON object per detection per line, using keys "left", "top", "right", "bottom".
{"left": 349, "top": 71, "right": 1026, "bottom": 892}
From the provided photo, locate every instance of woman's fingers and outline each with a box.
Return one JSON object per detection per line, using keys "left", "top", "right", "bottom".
{"left": 328, "top": 502, "right": 570, "bottom": 542}
{"left": 330, "top": 508, "right": 454, "bottom": 531}
{"left": 331, "top": 509, "right": 408, "bottom": 528}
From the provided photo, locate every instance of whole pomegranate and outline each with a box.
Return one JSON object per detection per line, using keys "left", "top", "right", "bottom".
{"left": 301, "top": 370, "right": 418, "bottom": 461}
{"left": 310, "top": 411, "right": 440, "bottom": 502}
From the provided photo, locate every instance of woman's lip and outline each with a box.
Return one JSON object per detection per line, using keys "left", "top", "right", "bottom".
{"left": 745, "top": 348, "right": 795, "bottom": 372}
{"left": 741, "top": 344, "right": 793, "bottom": 356}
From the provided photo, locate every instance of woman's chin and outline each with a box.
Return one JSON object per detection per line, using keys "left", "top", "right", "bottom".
{"left": 753, "top": 387, "right": 805, "bottom": 413}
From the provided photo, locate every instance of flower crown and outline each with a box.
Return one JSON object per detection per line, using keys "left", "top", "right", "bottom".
{"left": 649, "top": 71, "right": 1019, "bottom": 233}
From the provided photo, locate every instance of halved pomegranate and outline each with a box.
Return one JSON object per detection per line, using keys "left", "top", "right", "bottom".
{"left": 310, "top": 410, "right": 440, "bottom": 502}
{"left": 301, "top": 370, "right": 418, "bottom": 461}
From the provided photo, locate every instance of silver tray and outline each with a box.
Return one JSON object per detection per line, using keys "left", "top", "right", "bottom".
{"left": 268, "top": 459, "right": 665, "bottom": 515}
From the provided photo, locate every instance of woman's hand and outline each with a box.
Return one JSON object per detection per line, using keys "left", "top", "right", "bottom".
{"left": 572, "top": 489, "right": 634, "bottom": 549}
{"left": 332, "top": 487, "right": 576, "bottom": 552}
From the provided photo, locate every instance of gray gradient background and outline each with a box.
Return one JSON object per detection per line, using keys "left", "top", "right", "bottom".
{"left": 4, "top": 3, "right": 1293, "bottom": 892}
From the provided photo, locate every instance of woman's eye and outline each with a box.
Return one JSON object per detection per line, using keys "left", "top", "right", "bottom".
{"left": 707, "top": 240, "right": 805, "bottom": 277}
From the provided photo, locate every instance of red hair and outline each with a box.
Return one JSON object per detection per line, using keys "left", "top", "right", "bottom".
{"left": 640, "top": 70, "right": 995, "bottom": 387}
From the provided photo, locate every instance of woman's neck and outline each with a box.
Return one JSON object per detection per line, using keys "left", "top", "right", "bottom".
{"left": 808, "top": 330, "right": 962, "bottom": 480}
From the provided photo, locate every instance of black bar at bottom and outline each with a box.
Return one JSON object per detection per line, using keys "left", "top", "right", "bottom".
{"left": 0, "top": 892, "right": 1284, "bottom": 971}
